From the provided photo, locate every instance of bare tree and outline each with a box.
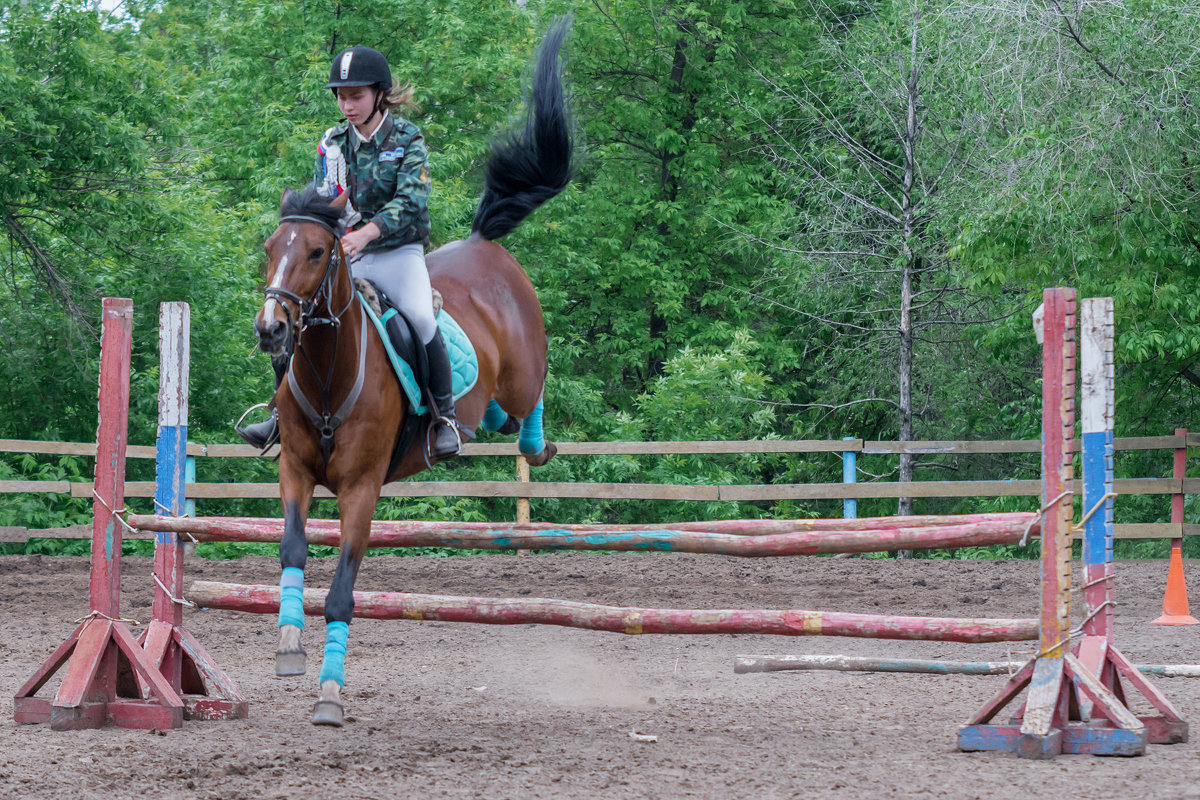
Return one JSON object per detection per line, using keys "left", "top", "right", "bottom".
{"left": 734, "top": 0, "right": 984, "bottom": 529}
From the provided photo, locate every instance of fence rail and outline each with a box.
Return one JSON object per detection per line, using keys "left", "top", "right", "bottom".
{"left": 1, "top": 435, "right": 1193, "bottom": 544}
{"left": 1, "top": 434, "right": 1192, "bottom": 458}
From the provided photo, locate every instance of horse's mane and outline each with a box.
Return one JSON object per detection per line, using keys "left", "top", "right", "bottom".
{"left": 281, "top": 185, "right": 344, "bottom": 232}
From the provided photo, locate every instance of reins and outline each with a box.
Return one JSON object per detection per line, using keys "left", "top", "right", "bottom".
{"left": 265, "top": 214, "right": 366, "bottom": 463}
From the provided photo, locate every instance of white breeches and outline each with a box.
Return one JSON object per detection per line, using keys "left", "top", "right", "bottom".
{"left": 350, "top": 243, "right": 437, "bottom": 344}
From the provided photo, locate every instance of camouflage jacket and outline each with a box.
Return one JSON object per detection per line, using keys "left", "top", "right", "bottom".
{"left": 313, "top": 113, "right": 431, "bottom": 252}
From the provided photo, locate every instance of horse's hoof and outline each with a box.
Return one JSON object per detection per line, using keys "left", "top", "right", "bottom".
{"left": 523, "top": 441, "right": 557, "bottom": 467}
{"left": 496, "top": 416, "right": 521, "bottom": 435}
{"left": 276, "top": 647, "right": 307, "bottom": 676}
{"left": 311, "top": 700, "right": 344, "bottom": 727}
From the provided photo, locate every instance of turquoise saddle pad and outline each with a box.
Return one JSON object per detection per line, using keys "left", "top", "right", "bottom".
{"left": 358, "top": 292, "right": 478, "bottom": 415}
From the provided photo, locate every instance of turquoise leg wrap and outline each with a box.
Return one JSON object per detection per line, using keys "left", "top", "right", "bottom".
{"left": 278, "top": 567, "right": 305, "bottom": 629}
{"left": 518, "top": 399, "right": 545, "bottom": 455}
{"left": 318, "top": 620, "right": 349, "bottom": 686}
{"left": 482, "top": 399, "right": 508, "bottom": 432}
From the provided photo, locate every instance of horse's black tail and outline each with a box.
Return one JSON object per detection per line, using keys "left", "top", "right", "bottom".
{"left": 471, "top": 18, "right": 576, "bottom": 242}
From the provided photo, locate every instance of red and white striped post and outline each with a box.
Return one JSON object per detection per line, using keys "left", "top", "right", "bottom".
{"left": 14, "top": 298, "right": 184, "bottom": 730}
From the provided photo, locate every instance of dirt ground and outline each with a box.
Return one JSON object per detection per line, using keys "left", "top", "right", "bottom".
{"left": 3, "top": 552, "right": 1200, "bottom": 800}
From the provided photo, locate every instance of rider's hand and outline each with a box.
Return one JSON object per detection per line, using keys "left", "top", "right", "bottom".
{"left": 341, "top": 222, "right": 381, "bottom": 259}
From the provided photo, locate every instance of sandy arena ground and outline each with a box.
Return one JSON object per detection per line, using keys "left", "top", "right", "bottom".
{"left": 3, "top": 552, "right": 1200, "bottom": 799}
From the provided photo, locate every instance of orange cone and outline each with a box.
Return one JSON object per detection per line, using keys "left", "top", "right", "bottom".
{"left": 1152, "top": 542, "right": 1198, "bottom": 625}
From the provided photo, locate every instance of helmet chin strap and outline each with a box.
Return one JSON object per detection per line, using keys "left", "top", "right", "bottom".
{"left": 359, "top": 87, "right": 385, "bottom": 129}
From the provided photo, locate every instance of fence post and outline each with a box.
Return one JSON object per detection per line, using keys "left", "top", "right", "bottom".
{"left": 842, "top": 436, "right": 857, "bottom": 520}
{"left": 516, "top": 455, "right": 531, "bottom": 556}
{"left": 185, "top": 448, "right": 196, "bottom": 518}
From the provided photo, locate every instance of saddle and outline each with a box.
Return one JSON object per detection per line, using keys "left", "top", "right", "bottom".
{"left": 354, "top": 278, "right": 478, "bottom": 417}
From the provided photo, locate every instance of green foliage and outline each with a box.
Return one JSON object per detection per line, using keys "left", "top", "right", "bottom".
{"left": 0, "top": 455, "right": 91, "bottom": 527}
{"left": 0, "top": 0, "right": 1196, "bottom": 546}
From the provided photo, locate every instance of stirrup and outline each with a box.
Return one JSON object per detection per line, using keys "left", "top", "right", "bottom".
{"left": 234, "top": 403, "right": 280, "bottom": 452}
{"left": 427, "top": 414, "right": 462, "bottom": 461}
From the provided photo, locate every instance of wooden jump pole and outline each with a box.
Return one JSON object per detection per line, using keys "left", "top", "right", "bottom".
{"left": 140, "top": 302, "right": 246, "bottom": 721}
{"left": 734, "top": 655, "right": 1200, "bottom": 678}
{"left": 185, "top": 581, "right": 1038, "bottom": 642}
{"left": 133, "top": 511, "right": 1037, "bottom": 537}
{"left": 14, "top": 298, "right": 185, "bottom": 730}
{"left": 130, "top": 514, "right": 1039, "bottom": 556}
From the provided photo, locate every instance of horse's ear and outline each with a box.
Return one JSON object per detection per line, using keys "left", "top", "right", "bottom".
{"left": 330, "top": 192, "right": 349, "bottom": 211}
{"left": 280, "top": 187, "right": 297, "bottom": 213}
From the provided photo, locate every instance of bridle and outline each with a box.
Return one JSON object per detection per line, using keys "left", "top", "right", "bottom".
{"left": 265, "top": 215, "right": 354, "bottom": 335}
{"left": 264, "top": 214, "right": 367, "bottom": 463}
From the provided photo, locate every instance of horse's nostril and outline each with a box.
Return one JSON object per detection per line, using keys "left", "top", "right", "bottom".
{"left": 255, "top": 317, "right": 288, "bottom": 353}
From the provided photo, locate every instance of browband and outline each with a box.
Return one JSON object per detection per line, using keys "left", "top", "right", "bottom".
{"left": 279, "top": 215, "right": 340, "bottom": 237}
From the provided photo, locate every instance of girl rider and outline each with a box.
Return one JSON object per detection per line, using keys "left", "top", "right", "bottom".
{"left": 238, "top": 45, "right": 461, "bottom": 461}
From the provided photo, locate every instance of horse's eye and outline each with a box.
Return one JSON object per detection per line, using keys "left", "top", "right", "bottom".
{"left": 309, "top": 248, "right": 324, "bottom": 260}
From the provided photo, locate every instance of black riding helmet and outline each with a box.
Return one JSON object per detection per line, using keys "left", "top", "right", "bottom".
{"left": 327, "top": 46, "right": 392, "bottom": 126}
{"left": 326, "top": 46, "right": 392, "bottom": 92}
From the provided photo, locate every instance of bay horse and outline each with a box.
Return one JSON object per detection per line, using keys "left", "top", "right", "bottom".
{"left": 252, "top": 21, "right": 573, "bottom": 726}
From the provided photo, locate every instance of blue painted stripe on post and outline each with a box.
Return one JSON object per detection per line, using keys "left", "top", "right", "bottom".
{"left": 842, "top": 436, "right": 857, "bottom": 520}
{"left": 155, "top": 424, "right": 188, "bottom": 544}
{"left": 184, "top": 449, "right": 196, "bottom": 518}
{"left": 319, "top": 621, "right": 350, "bottom": 686}
{"left": 1082, "top": 430, "right": 1113, "bottom": 569}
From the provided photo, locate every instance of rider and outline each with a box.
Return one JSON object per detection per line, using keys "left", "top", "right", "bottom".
{"left": 237, "top": 45, "right": 461, "bottom": 460}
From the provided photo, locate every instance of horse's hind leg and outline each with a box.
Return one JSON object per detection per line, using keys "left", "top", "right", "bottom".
{"left": 277, "top": 466, "right": 314, "bottom": 676}
{"left": 312, "top": 482, "right": 378, "bottom": 727}
{"left": 517, "top": 394, "right": 556, "bottom": 467}
{"left": 481, "top": 399, "right": 521, "bottom": 435}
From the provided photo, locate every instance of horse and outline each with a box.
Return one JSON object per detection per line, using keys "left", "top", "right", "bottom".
{"left": 251, "top": 21, "right": 573, "bottom": 726}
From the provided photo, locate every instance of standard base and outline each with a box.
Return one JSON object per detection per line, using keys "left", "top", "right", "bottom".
{"left": 139, "top": 621, "right": 248, "bottom": 721}
{"left": 13, "top": 618, "right": 185, "bottom": 731}
{"left": 958, "top": 654, "right": 1151, "bottom": 759}
{"left": 14, "top": 696, "right": 184, "bottom": 731}
{"left": 958, "top": 724, "right": 1146, "bottom": 757}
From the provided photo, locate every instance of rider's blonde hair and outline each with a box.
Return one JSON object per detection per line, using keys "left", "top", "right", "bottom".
{"left": 381, "top": 79, "right": 418, "bottom": 114}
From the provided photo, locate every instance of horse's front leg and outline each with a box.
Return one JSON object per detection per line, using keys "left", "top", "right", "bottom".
{"left": 276, "top": 463, "right": 314, "bottom": 676}
{"left": 311, "top": 481, "right": 380, "bottom": 727}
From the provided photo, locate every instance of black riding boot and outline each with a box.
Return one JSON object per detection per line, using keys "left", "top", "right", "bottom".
{"left": 235, "top": 355, "right": 288, "bottom": 449}
{"left": 424, "top": 330, "right": 461, "bottom": 460}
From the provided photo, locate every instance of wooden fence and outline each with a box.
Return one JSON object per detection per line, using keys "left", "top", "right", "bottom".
{"left": 1, "top": 432, "right": 1195, "bottom": 543}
